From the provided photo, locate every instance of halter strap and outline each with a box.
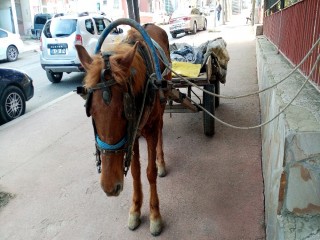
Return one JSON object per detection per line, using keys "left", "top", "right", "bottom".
{"left": 96, "top": 134, "right": 127, "bottom": 151}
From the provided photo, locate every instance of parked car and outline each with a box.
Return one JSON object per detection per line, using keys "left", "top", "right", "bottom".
{"left": 31, "top": 13, "right": 53, "bottom": 39}
{"left": 40, "top": 12, "right": 125, "bottom": 83}
{"left": 0, "top": 67, "right": 34, "bottom": 123}
{"left": 0, "top": 28, "right": 24, "bottom": 62}
{"left": 169, "top": 8, "right": 207, "bottom": 38}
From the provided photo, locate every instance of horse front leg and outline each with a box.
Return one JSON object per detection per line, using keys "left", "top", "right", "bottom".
{"left": 156, "top": 117, "right": 166, "bottom": 177}
{"left": 146, "top": 132, "right": 163, "bottom": 236}
{"left": 128, "top": 140, "right": 143, "bottom": 231}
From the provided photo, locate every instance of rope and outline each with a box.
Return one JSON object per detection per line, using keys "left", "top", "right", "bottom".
{"left": 155, "top": 45, "right": 319, "bottom": 129}
{"left": 189, "top": 55, "right": 319, "bottom": 130}
{"left": 151, "top": 36, "right": 319, "bottom": 129}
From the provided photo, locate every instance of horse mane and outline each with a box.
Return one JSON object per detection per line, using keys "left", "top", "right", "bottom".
{"left": 84, "top": 28, "right": 147, "bottom": 95}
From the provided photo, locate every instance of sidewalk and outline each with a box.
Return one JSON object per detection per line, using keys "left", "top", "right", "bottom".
{"left": 0, "top": 15, "right": 265, "bottom": 240}
{"left": 21, "top": 36, "right": 40, "bottom": 53}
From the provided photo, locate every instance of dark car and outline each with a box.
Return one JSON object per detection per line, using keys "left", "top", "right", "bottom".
{"left": 0, "top": 68, "right": 34, "bottom": 123}
{"left": 31, "top": 13, "right": 53, "bottom": 39}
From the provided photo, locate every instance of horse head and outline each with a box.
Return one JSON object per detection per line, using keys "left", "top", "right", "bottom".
{"left": 75, "top": 41, "right": 146, "bottom": 197}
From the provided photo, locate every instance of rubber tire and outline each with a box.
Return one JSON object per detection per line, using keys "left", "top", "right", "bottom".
{"left": 46, "top": 71, "right": 63, "bottom": 83}
{"left": 192, "top": 23, "right": 197, "bottom": 34}
{"left": 7, "top": 45, "right": 19, "bottom": 62}
{"left": 203, "top": 84, "right": 215, "bottom": 136}
{"left": 171, "top": 33, "right": 177, "bottom": 38}
{"left": 203, "top": 19, "right": 207, "bottom": 30}
{"left": 214, "top": 80, "right": 220, "bottom": 108}
{"left": 0, "top": 86, "right": 26, "bottom": 123}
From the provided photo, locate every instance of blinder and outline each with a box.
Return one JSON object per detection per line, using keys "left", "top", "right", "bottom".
{"left": 85, "top": 90, "right": 93, "bottom": 117}
{"left": 101, "top": 69, "right": 112, "bottom": 105}
{"left": 123, "top": 92, "right": 135, "bottom": 120}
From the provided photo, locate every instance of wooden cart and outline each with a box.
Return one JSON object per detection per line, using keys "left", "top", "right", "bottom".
{"left": 165, "top": 54, "right": 222, "bottom": 136}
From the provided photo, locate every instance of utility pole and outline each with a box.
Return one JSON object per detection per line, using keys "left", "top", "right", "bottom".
{"left": 126, "top": 0, "right": 141, "bottom": 23}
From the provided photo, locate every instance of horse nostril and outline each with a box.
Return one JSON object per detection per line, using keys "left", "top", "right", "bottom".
{"left": 115, "top": 183, "right": 122, "bottom": 195}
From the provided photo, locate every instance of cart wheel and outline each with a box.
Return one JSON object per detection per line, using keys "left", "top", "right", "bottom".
{"left": 203, "top": 84, "right": 215, "bottom": 136}
{"left": 214, "top": 80, "right": 220, "bottom": 108}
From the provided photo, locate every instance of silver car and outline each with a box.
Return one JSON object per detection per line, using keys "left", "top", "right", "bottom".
{"left": 40, "top": 12, "right": 124, "bottom": 83}
{"left": 169, "top": 8, "right": 207, "bottom": 38}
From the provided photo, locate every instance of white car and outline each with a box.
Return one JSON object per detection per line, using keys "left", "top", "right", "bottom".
{"left": 169, "top": 8, "right": 207, "bottom": 38}
{"left": 0, "top": 28, "right": 24, "bottom": 62}
{"left": 40, "top": 12, "right": 124, "bottom": 83}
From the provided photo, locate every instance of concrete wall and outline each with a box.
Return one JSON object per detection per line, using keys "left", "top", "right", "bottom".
{"left": 256, "top": 37, "right": 320, "bottom": 240}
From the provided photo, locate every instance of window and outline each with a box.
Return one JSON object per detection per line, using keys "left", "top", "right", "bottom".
{"left": 0, "top": 30, "right": 8, "bottom": 38}
{"left": 93, "top": 18, "right": 106, "bottom": 35}
{"left": 50, "top": 19, "right": 77, "bottom": 37}
{"left": 85, "top": 19, "right": 95, "bottom": 34}
{"left": 114, "top": 0, "right": 119, "bottom": 9}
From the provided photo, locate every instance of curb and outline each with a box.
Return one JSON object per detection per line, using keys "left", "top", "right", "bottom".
{"left": 0, "top": 91, "right": 75, "bottom": 131}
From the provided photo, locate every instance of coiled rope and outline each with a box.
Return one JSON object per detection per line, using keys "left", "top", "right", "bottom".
{"left": 190, "top": 55, "right": 319, "bottom": 130}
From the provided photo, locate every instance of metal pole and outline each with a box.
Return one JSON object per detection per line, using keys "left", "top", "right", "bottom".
{"left": 222, "top": 0, "right": 226, "bottom": 24}
{"left": 251, "top": 0, "right": 256, "bottom": 26}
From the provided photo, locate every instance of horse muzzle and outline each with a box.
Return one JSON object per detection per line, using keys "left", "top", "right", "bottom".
{"left": 104, "top": 182, "right": 123, "bottom": 197}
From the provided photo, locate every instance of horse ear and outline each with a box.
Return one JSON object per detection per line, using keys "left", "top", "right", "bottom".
{"left": 75, "top": 44, "right": 93, "bottom": 71}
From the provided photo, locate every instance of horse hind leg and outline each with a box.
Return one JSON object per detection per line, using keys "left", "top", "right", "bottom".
{"left": 156, "top": 117, "right": 166, "bottom": 177}
{"left": 128, "top": 141, "right": 143, "bottom": 231}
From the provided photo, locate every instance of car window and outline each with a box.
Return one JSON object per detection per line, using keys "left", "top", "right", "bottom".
{"left": 50, "top": 19, "right": 77, "bottom": 37}
{"left": 35, "top": 16, "right": 48, "bottom": 24}
{"left": 93, "top": 18, "right": 106, "bottom": 35}
{"left": 43, "top": 20, "right": 52, "bottom": 38}
{"left": 85, "top": 19, "right": 95, "bottom": 34}
{"left": 191, "top": 8, "right": 200, "bottom": 15}
{"left": 0, "top": 30, "right": 8, "bottom": 38}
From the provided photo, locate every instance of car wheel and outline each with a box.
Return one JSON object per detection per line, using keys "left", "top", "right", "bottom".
{"left": 0, "top": 86, "right": 26, "bottom": 123}
{"left": 203, "top": 19, "right": 207, "bottom": 30}
{"left": 171, "top": 33, "right": 177, "bottom": 38}
{"left": 192, "top": 22, "right": 197, "bottom": 34}
{"left": 7, "top": 45, "right": 19, "bottom": 62}
{"left": 46, "top": 71, "right": 63, "bottom": 83}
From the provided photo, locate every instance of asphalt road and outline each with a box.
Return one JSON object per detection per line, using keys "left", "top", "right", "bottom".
{"left": 0, "top": 50, "right": 84, "bottom": 114}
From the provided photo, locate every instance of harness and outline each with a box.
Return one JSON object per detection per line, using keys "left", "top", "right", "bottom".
{"left": 78, "top": 45, "right": 158, "bottom": 176}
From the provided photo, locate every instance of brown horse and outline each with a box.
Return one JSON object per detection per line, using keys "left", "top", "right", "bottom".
{"left": 75, "top": 24, "right": 171, "bottom": 236}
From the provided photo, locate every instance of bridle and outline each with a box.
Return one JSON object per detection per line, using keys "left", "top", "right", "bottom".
{"left": 77, "top": 48, "right": 155, "bottom": 176}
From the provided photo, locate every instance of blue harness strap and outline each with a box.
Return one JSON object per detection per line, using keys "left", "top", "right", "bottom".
{"left": 96, "top": 134, "right": 127, "bottom": 151}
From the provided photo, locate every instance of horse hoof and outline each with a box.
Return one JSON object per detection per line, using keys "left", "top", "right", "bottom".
{"left": 157, "top": 166, "right": 166, "bottom": 177}
{"left": 128, "top": 212, "right": 141, "bottom": 231}
{"left": 150, "top": 218, "right": 163, "bottom": 236}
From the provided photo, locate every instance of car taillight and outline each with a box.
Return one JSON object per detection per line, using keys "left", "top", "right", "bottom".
{"left": 75, "top": 34, "right": 82, "bottom": 45}
{"left": 40, "top": 36, "right": 43, "bottom": 51}
{"left": 182, "top": 17, "right": 191, "bottom": 21}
